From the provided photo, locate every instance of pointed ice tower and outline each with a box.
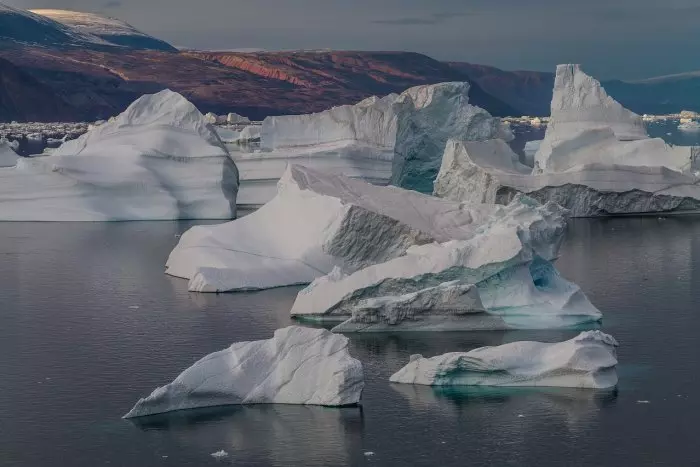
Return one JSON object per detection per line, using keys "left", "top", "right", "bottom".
{"left": 534, "top": 64, "right": 649, "bottom": 172}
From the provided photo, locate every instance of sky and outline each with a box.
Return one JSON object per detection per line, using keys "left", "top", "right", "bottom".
{"left": 7, "top": 0, "right": 700, "bottom": 80}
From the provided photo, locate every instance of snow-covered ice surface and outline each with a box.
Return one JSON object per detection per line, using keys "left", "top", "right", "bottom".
{"left": 678, "top": 121, "right": 700, "bottom": 133}
{"left": 0, "top": 89, "right": 239, "bottom": 221}
{"left": 167, "top": 164, "right": 487, "bottom": 292}
{"left": 292, "top": 194, "right": 601, "bottom": 331}
{"left": 123, "top": 326, "right": 364, "bottom": 418}
{"left": 390, "top": 331, "right": 618, "bottom": 389}
{"left": 434, "top": 65, "right": 700, "bottom": 217}
{"left": 391, "top": 82, "right": 513, "bottom": 193}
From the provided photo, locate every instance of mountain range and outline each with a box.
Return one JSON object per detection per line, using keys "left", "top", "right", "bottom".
{"left": 0, "top": 4, "right": 699, "bottom": 122}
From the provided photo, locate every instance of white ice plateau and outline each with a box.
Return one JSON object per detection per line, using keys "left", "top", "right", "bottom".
{"left": 0, "top": 89, "right": 239, "bottom": 221}
{"left": 434, "top": 64, "right": 700, "bottom": 217}
{"left": 390, "top": 331, "right": 618, "bottom": 389}
{"left": 123, "top": 326, "right": 364, "bottom": 418}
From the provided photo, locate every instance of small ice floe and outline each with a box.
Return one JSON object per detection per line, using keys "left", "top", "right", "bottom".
{"left": 637, "top": 400, "right": 650, "bottom": 404}
{"left": 517, "top": 414, "right": 525, "bottom": 418}
{"left": 128, "top": 306, "right": 140, "bottom": 310}
{"left": 364, "top": 452, "right": 375, "bottom": 457}
{"left": 211, "top": 450, "right": 229, "bottom": 459}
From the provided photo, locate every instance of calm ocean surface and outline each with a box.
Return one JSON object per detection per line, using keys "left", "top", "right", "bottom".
{"left": 1, "top": 216, "right": 700, "bottom": 467}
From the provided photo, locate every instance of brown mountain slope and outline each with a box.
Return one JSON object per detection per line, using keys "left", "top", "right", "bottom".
{"left": 0, "top": 46, "right": 517, "bottom": 121}
{"left": 0, "top": 56, "right": 79, "bottom": 122}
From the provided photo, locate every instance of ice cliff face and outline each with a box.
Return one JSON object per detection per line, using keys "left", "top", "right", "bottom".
{"left": 391, "top": 82, "right": 513, "bottom": 193}
{"left": 433, "top": 65, "right": 700, "bottom": 217}
{"left": 123, "top": 326, "right": 364, "bottom": 418}
{"left": 390, "top": 331, "right": 618, "bottom": 389}
{"left": 261, "top": 93, "right": 399, "bottom": 151}
{"left": 290, "top": 193, "right": 601, "bottom": 331}
{"left": 0, "top": 89, "right": 239, "bottom": 221}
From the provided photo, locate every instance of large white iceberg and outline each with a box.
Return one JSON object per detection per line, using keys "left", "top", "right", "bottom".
{"left": 434, "top": 65, "right": 700, "bottom": 217}
{"left": 290, "top": 193, "right": 601, "bottom": 331}
{"left": 231, "top": 94, "right": 398, "bottom": 207}
{"left": 390, "top": 331, "right": 618, "bottom": 389}
{"left": 0, "top": 90, "right": 239, "bottom": 221}
{"left": 123, "top": 326, "right": 364, "bottom": 418}
{"left": 167, "top": 164, "right": 488, "bottom": 292}
{"left": 231, "top": 81, "right": 512, "bottom": 207}
{"left": 391, "top": 82, "right": 513, "bottom": 193}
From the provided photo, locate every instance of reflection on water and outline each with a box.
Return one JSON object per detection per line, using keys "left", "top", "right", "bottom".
{"left": 2, "top": 218, "right": 700, "bottom": 466}
{"left": 130, "top": 405, "right": 366, "bottom": 467}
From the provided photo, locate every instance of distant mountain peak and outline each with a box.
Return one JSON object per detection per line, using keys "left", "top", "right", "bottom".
{"left": 30, "top": 9, "right": 177, "bottom": 52}
{"left": 0, "top": 3, "right": 175, "bottom": 52}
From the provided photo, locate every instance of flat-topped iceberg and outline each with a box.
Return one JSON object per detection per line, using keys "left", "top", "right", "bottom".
{"left": 291, "top": 193, "right": 601, "bottom": 331}
{"left": 233, "top": 94, "right": 398, "bottom": 207}
{"left": 0, "top": 90, "right": 239, "bottom": 221}
{"left": 434, "top": 65, "right": 700, "bottom": 217}
{"left": 168, "top": 164, "right": 496, "bottom": 292}
{"left": 390, "top": 331, "right": 618, "bottom": 389}
{"left": 123, "top": 326, "right": 364, "bottom": 418}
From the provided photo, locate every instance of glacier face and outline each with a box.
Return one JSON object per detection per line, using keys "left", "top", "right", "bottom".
{"left": 390, "top": 82, "right": 513, "bottom": 194}
{"left": 123, "top": 326, "right": 364, "bottom": 418}
{"left": 291, "top": 194, "right": 601, "bottom": 331}
{"left": 433, "top": 64, "right": 700, "bottom": 217}
{"left": 389, "top": 331, "right": 618, "bottom": 389}
{"left": 0, "top": 89, "right": 239, "bottom": 221}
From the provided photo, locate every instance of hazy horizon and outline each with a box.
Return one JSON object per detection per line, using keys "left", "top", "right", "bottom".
{"left": 6, "top": 0, "right": 700, "bottom": 80}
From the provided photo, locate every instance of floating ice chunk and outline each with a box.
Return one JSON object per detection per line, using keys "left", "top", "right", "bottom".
{"left": 211, "top": 450, "right": 229, "bottom": 459}
{"left": 390, "top": 331, "right": 618, "bottom": 389}
{"left": 0, "top": 138, "right": 19, "bottom": 167}
{"left": 534, "top": 64, "right": 696, "bottom": 175}
{"left": 291, "top": 195, "right": 601, "bottom": 330}
{"left": 678, "top": 121, "right": 700, "bottom": 133}
{"left": 0, "top": 89, "right": 239, "bottom": 221}
{"left": 123, "top": 326, "right": 364, "bottom": 418}
{"left": 227, "top": 112, "right": 250, "bottom": 124}
{"left": 167, "top": 164, "right": 510, "bottom": 292}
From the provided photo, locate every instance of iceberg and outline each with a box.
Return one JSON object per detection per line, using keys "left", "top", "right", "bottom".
{"left": 227, "top": 112, "right": 251, "bottom": 124}
{"left": 389, "top": 331, "right": 618, "bottom": 389}
{"left": 0, "top": 90, "right": 239, "bottom": 221}
{"left": 167, "top": 164, "right": 493, "bottom": 292}
{"left": 0, "top": 138, "right": 18, "bottom": 167}
{"left": 231, "top": 81, "right": 511, "bottom": 206}
{"left": 232, "top": 94, "right": 399, "bottom": 207}
{"left": 433, "top": 65, "right": 700, "bottom": 217}
{"left": 123, "top": 326, "right": 364, "bottom": 418}
{"left": 391, "top": 82, "right": 513, "bottom": 193}
{"left": 291, "top": 194, "right": 601, "bottom": 331}
{"left": 522, "top": 139, "right": 541, "bottom": 167}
